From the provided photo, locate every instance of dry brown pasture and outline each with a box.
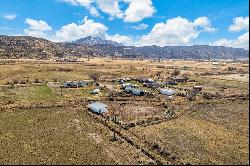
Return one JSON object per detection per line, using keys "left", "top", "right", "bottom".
{"left": 0, "top": 106, "right": 152, "bottom": 165}
{"left": 0, "top": 58, "right": 249, "bottom": 165}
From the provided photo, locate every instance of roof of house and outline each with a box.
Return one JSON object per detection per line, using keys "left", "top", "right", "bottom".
{"left": 193, "top": 85, "right": 202, "bottom": 88}
{"left": 131, "top": 88, "right": 143, "bottom": 92}
{"left": 87, "top": 102, "right": 107, "bottom": 113}
{"left": 160, "top": 88, "right": 175, "bottom": 95}
{"left": 172, "top": 76, "right": 188, "bottom": 80}
{"left": 92, "top": 89, "right": 100, "bottom": 93}
{"left": 122, "top": 83, "right": 139, "bottom": 88}
{"left": 122, "top": 83, "right": 131, "bottom": 86}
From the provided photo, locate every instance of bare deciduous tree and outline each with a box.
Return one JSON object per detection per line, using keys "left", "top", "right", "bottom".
{"left": 89, "top": 72, "right": 100, "bottom": 82}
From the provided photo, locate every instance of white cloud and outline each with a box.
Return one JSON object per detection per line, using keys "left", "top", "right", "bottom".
{"left": 25, "top": 18, "right": 52, "bottom": 31}
{"left": 105, "top": 34, "right": 133, "bottom": 45}
{"left": 96, "top": 0, "right": 123, "bottom": 19}
{"left": 228, "top": 16, "right": 249, "bottom": 32}
{"left": 139, "top": 16, "right": 215, "bottom": 46}
{"left": 24, "top": 18, "right": 52, "bottom": 38}
{"left": 54, "top": 16, "right": 108, "bottom": 41}
{"left": 22, "top": 16, "right": 220, "bottom": 48}
{"left": 23, "top": 16, "right": 134, "bottom": 45}
{"left": 123, "top": 0, "right": 155, "bottom": 22}
{"left": 1, "top": 14, "right": 17, "bottom": 20}
{"left": 61, "top": 0, "right": 100, "bottom": 17}
{"left": 88, "top": 6, "right": 100, "bottom": 17}
{"left": 23, "top": 30, "right": 47, "bottom": 38}
{"left": 62, "top": 0, "right": 124, "bottom": 18}
{"left": 211, "top": 32, "right": 249, "bottom": 49}
{"left": 61, "top": 0, "right": 155, "bottom": 22}
{"left": 63, "top": 0, "right": 92, "bottom": 6}
{"left": 211, "top": 16, "right": 249, "bottom": 49}
{"left": 193, "top": 16, "right": 216, "bottom": 32}
{"left": 129, "top": 23, "right": 148, "bottom": 30}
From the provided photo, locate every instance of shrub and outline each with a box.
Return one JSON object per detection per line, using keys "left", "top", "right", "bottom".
{"left": 58, "top": 68, "right": 73, "bottom": 72}
{"left": 13, "top": 79, "right": 19, "bottom": 84}
{"left": 6, "top": 81, "right": 14, "bottom": 88}
{"left": 20, "top": 80, "right": 27, "bottom": 84}
{"left": 52, "top": 78, "right": 58, "bottom": 82}
{"left": 152, "top": 143, "right": 160, "bottom": 150}
{"left": 172, "top": 69, "right": 180, "bottom": 76}
{"left": 182, "top": 72, "right": 191, "bottom": 79}
{"left": 34, "top": 78, "right": 39, "bottom": 83}
{"left": 7, "top": 99, "right": 15, "bottom": 104}
{"left": 6, "top": 81, "right": 12, "bottom": 85}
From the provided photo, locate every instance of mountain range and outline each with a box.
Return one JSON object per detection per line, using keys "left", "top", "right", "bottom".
{"left": 0, "top": 35, "right": 248, "bottom": 60}
{"left": 69, "top": 36, "right": 123, "bottom": 46}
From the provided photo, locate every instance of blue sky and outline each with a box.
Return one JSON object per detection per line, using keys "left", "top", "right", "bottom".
{"left": 0, "top": 0, "right": 249, "bottom": 49}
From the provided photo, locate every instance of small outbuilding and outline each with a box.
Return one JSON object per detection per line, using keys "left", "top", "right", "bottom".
{"left": 87, "top": 102, "right": 108, "bottom": 114}
{"left": 63, "top": 81, "right": 87, "bottom": 88}
{"left": 227, "top": 67, "right": 236, "bottom": 71}
{"left": 122, "top": 83, "right": 139, "bottom": 89}
{"left": 163, "top": 81, "right": 178, "bottom": 85}
{"left": 125, "top": 77, "right": 131, "bottom": 81}
{"left": 91, "top": 88, "right": 100, "bottom": 94}
{"left": 125, "top": 86, "right": 133, "bottom": 93}
{"left": 124, "top": 87, "right": 145, "bottom": 96}
{"left": 137, "top": 78, "right": 155, "bottom": 83}
{"left": 63, "top": 81, "right": 72, "bottom": 88}
{"left": 160, "top": 89, "right": 175, "bottom": 96}
{"left": 193, "top": 85, "right": 202, "bottom": 91}
{"left": 78, "top": 81, "right": 87, "bottom": 87}
{"left": 131, "top": 88, "right": 145, "bottom": 96}
{"left": 212, "top": 62, "right": 220, "bottom": 66}
{"left": 145, "top": 79, "right": 155, "bottom": 83}
{"left": 143, "top": 82, "right": 159, "bottom": 88}
{"left": 171, "top": 76, "right": 188, "bottom": 83}
{"left": 71, "top": 81, "right": 79, "bottom": 88}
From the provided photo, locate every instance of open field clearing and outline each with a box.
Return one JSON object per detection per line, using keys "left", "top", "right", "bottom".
{"left": 0, "top": 106, "right": 151, "bottom": 165}
{"left": 207, "top": 73, "right": 249, "bottom": 82}
{"left": 129, "top": 100, "right": 249, "bottom": 165}
{"left": 0, "top": 58, "right": 248, "bottom": 84}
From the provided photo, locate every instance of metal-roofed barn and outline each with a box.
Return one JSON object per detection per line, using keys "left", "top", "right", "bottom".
{"left": 160, "top": 89, "right": 175, "bottom": 96}
{"left": 91, "top": 88, "right": 100, "bottom": 94}
{"left": 63, "top": 81, "right": 72, "bottom": 88}
{"left": 131, "top": 88, "right": 145, "bottom": 96}
{"left": 87, "top": 102, "right": 108, "bottom": 114}
{"left": 78, "top": 81, "right": 87, "bottom": 87}
{"left": 122, "top": 83, "right": 139, "bottom": 89}
{"left": 63, "top": 81, "right": 87, "bottom": 88}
